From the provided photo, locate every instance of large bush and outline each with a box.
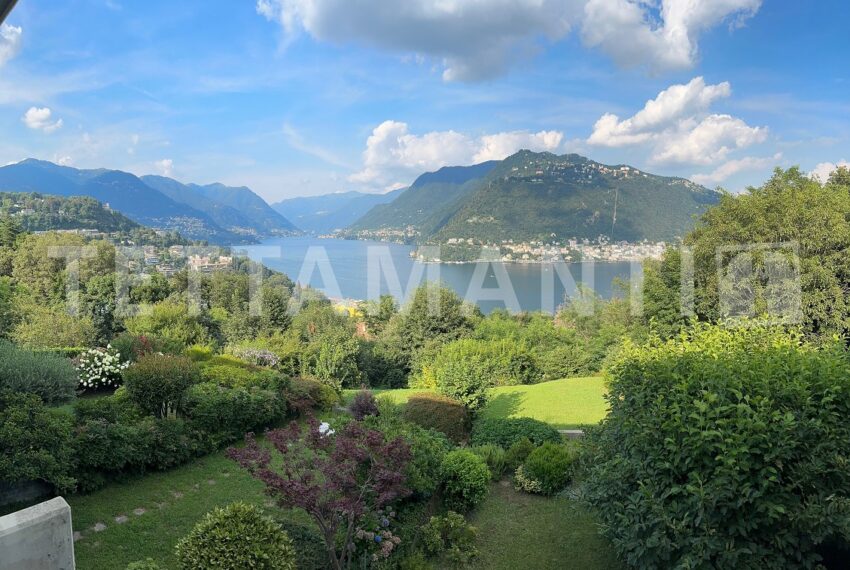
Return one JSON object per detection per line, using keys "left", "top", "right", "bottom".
{"left": 584, "top": 324, "right": 850, "bottom": 569}
{"left": 432, "top": 343, "right": 491, "bottom": 413}
{"left": 471, "top": 444, "right": 506, "bottom": 480}
{"left": 0, "top": 341, "right": 77, "bottom": 405}
{"left": 469, "top": 417, "right": 561, "bottom": 448}
{"left": 0, "top": 392, "right": 76, "bottom": 491}
{"left": 422, "top": 511, "right": 479, "bottom": 568}
{"left": 403, "top": 393, "right": 470, "bottom": 442}
{"left": 124, "top": 354, "right": 200, "bottom": 418}
{"left": 175, "top": 502, "right": 296, "bottom": 570}
{"left": 185, "top": 383, "right": 285, "bottom": 447}
{"left": 73, "top": 388, "right": 143, "bottom": 424}
{"left": 518, "top": 441, "right": 576, "bottom": 495}
{"left": 440, "top": 449, "right": 490, "bottom": 512}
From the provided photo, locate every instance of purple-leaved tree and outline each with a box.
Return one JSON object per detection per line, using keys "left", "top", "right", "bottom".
{"left": 227, "top": 417, "right": 411, "bottom": 570}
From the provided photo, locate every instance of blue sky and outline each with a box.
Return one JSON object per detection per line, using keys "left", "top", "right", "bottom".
{"left": 0, "top": 0, "right": 848, "bottom": 201}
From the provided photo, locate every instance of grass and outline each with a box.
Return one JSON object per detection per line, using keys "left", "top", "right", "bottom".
{"left": 469, "top": 482, "right": 622, "bottom": 570}
{"left": 344, "top": 376, "right": 610, "bottom": 430}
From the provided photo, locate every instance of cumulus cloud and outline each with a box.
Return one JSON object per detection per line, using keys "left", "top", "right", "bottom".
{"left": 811, "top": 160, "right": 850, "bottom": 182}
{"left": 256, "top": 0, "right": 760, "bottom": 81}
{"left": 21, "top": 107, "right": 64, "bottom": 133}
{"left": 582, "top": 0, "right": 761, "bottom": 72}
{"left": 155, "top": 159, "right": 174, "bottom": 177}
{"left": 0, "top": 23, "right": 22, "bottom": 67}
{"left": 690, "top": 153, "right": 780, "bottom": 186}
{"left": 350, "top": 120, "right": 564, "bottom": 189}
{"left": 589, "top": 77, "right": 767, "bottom": 165}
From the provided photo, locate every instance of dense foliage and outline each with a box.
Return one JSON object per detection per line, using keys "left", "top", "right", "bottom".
{"left": 124, "top": 354, "right": 200, "bottom": 418}
{"left": 439, "top": 449, "right": 491, "bottom": 512}
{"left": 0, "top": 340, "right": 77, "bottom": 404}
{"left": 175, "top": 502, "right": 296, "bottom": 570}
{"left": 517, "top": 442, "right": 576, "bottom": 496}
{"left": 403, "top": 393, "right": 470, "bottom": 442}
{"left": 584, "top": 324, "right": 850, "bottom": 569}
{"left": 470, "top": 417, "right": 561, "bottom": 448}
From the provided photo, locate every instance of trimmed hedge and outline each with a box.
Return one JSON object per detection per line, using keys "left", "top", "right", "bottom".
{"left": 469, "top": 417, "right": 561, "bottom": 448}
{"left": 0, "top": 341, "right": 77, "bottom": 405}
{"left": 176, "top": 502, "right": 296, "bottom": 570}
{"left": 403, "top": 393, "right": 470, "bottom": 443}
{"left": 124, "top": 355, "right": 200, "bottom": 418}
{"left": 440, "top": 450, "right": 490, "bottom": 512}
{"left": 185, "top": 383, "right": 286, "bottom": 447}
{"left": 585, "top": 324, "right": 850, "bottom": 569}
{"left": 519, "top": 442, "right": 576, "bottom": 495}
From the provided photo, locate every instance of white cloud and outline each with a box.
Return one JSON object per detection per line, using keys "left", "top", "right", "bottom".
{"left": 690, "top": 153, "right": 780, "bottom": 186}
{"left": 350, "top": 120, "right": 564, "bottom": 189}
{"left": 0, "top": 23, "right": 22, "bottom": 67}
{"left": 256, "top": 0, "right": 760, "bottom": 81}
{"left": 155, "top": 159, "right": 174, "bottom": 177}
{"left": 21, "top": 107, "right": 64, "bottom": 133}
{"left": 54, "top": 155, "right": 74, "bottom": 166}
{"left": 582, "top": 0, "right": 761, "bottom": 72}
{"left": 589, "top": 77, "right": 767, "bottom": 165}
{"left": 811, "top": 160, "right": 850, "bottom": 182}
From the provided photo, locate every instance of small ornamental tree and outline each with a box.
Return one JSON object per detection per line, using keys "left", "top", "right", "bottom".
{"left": 228, "top": 418, "right": 412, "bottom": 570}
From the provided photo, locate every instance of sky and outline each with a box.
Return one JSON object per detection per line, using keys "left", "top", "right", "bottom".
{"left": 0, "top": 0, "right": 848, "bottom": 202}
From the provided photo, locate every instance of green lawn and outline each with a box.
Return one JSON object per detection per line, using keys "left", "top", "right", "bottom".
{"left": 345, "top": 376, "right": 610, "bottom": 430}
{"left": 469, "top": 482, "right": 622, "bottom": 570}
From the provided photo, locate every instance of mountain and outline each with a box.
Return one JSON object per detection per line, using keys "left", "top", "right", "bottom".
{"left": 349, "top": 151, "right": 719, "bottom": 243}
{"left": 272, "top": 189, "right": 404, "bottom": 234}
{"left": 349, "top": 161, "right": 498, "bottom": 236}
{"left": 189, "top": 182, "right": 298, "bottom": 235}
{"left": 141, "top": 175, "right": 292, "bottom": 238}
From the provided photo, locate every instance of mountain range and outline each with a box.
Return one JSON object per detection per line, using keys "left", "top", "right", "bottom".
{"left": 0, "top": 160, "right": 297, "bottom": 244}
{"left": 349, "top": 151, "right": 720, "bottom": 243}
{"left": 271, "top": 189, "right": 404, "bottom": 234}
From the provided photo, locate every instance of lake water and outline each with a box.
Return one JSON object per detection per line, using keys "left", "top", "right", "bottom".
{"left": 242, "top": 237, "right": 635, "bottom": 314}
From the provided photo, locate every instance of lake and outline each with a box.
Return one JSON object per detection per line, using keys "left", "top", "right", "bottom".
{"left": 242, "top": 237, "right": 636, "bottom": 314}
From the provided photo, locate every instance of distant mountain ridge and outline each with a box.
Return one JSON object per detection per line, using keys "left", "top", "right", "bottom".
{"left": 0, "top": 159, "right": 298, "bottom": 243}
{"left": 348, "top": 151, "right": 719, "bottom": 243}
{"left": 272, "top": 189, "right": 404, "bottom": 233}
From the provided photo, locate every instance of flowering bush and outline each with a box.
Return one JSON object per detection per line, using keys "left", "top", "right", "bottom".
{"left": 75, "top": 345, "right": 130, "bottom": 391}
{"left": 422, "top": 511, "right": 479, "bottom": 568}
{"left": 231, "top": 347, "right": 280, "bottom": 368}
{"left": 513, "top": 465, "right": 542, "bottom": 494}
{"left": 353, "top": 509, "right": 403, "bottom": 564}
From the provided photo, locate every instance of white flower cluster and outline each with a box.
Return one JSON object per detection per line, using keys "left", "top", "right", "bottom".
{"left": 75, "top": 344, "right": 130, "bottom": 391}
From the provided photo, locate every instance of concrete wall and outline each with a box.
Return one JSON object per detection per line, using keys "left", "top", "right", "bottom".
{"left": 0, "top": 497, "right": 75, "bottom": 569}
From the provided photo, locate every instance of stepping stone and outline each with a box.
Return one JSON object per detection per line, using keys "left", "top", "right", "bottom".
{"left": 114, "top": 515, "right": 129, "bottom": 524}
{"left": 154, "top": 502, "right": 166, "bottom": 509}
{"left": 193, "top": 483, "right": 200, "bottom": 490}
{"left": 207, "top": 479, "right": 216, "bottom": 485}
{"left": 133, "top": 508, "right": 146, "bottom": 516}
{"left": 499, "top": 480, "right": 511, "bottom": 488}
{"left": 73, "top": 531, "right": 83, "bottom": 542}
{"left": 171, "top": 491, "right": 184, "bottom": 499}
{"left": 222, "top": 473, "right": 231, "bottom": 478}
{"left": 558, "top": 429, "right": 585, "bottom": 440}
{"left": 93, "top": 523, "right": 107, "bottom": 532}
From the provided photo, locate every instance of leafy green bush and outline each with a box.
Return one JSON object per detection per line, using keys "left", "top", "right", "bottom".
{"left": 185, "top": 383, "right": 285, "bottom": 447}
{"left": 432, "top": 348, "right": 490, "bottom": 413}
{"left": 469, "top": 417, "right": 561, "bottom": 448}
{"left": 285, "top": 376, "right": 339, "bottom": 413}
{"left": 111, "top": 332, "right": 183, "bottom": 363}
{"left": 422, "top": 511, "right": 479, "bottom": 568}
{"left": 74, "top": 388, "right": 143, "bottom": 424}
{"left": 503, "top": 437, "right": 535, "bottom": 471}
{"left": 277, "top": 520, "right": 327, "bottom": 570}
{"left": 585, "top": 324, "right": 850, "bottom": 569}
{"left": 362, "top": 412, "right": 451, "bottom": 497}
{"left": 199, "top": 363, "right": 280, "bottom": 389}
{"left": 0, "top": 392, "right": 75, "bottom": 491}
{"left": 471, "top": 444, "right": 506, "bottom": 480}
{"left": 125, "top": 559, "right": 161, "bottom": 570}
{"left": 403, "top": 393, "right": 470, "bottom": 443}
{"left": 0, "top": 341, "right": 77, "bottom": 405}
{"left": 124, "top": 354, "right": 200, "bottom": 418}
{"left": 519, "top": 442, "right": 575, "bottom": 495}
{"left": 175, "top": 502, "right": 296, "bottom": 570}
{"left": 440, "top": 450, "right": 490, "bottom": 512}
{"left": 185, "top": 344, "right": 214, "bottom": 362}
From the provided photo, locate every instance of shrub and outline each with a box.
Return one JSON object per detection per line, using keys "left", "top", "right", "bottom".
{"left": 469, "top": 417, "right": 561, "bottom": 448}
{"left": 0, "top": 341, "right": 77, "bottom": 405}
{"left": 75, "top": 346, "right": 130, "bottom": 391}
{"left": 422, "top": 511, "right": 479, "bottom": 568}
{"left": 513, "top": 465, "right": 543, "bottom": 494}
{"left": 471, "top": 444, "right": 506, "bottom": 480}
{"left": 519, "top": 442, "right": 575, "bottom": 495}
{"left": 0, "top": 392, "right": 75, "bottom": 491}
{"left": 277, "top": 520, "right": 327, "bottom": 570}
{"left": 74, "top": 388, "right": 143, "bottom": 424}
{"left": 111, "top": 333, "right": 182, "bottom": 363}
{"left": 230, "top": 347, "right": 280, "bottom": 368}
{"left": 285, "top": 376, "right": 339, "bottom": 414}
{"left": 185, "top": 344, "right": 214, "bottom": 362}
{"left": 585, "top": 324, "right": 850, "bottom": 569}
{"left": 403, "top": 393, "right": 470, "bottom": 443}
{"left": 503, "top": 437, "right": 535, "bottom": 471}
{"left": 440, "top": 450, "right": 490, "bottom": 512}
{"left": 350, "top": 389, "right": 379, "bottom": 420}
{"left": 363, "top": 413, "right": 452, "bottom": 497}
{"left": 199, "top": 363, "right": 280, "bottom": 389}
{"left": 124, "top": 355, "right": 200, "bottom": 418}
{"left": 185, "top": 383, "right": 285, "bottom": 447}
{"left": 175, "top": 502, "right": 296, "bottom": 570}
{"left": 432, "top": 342, "right": 491, "bottom": 412}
